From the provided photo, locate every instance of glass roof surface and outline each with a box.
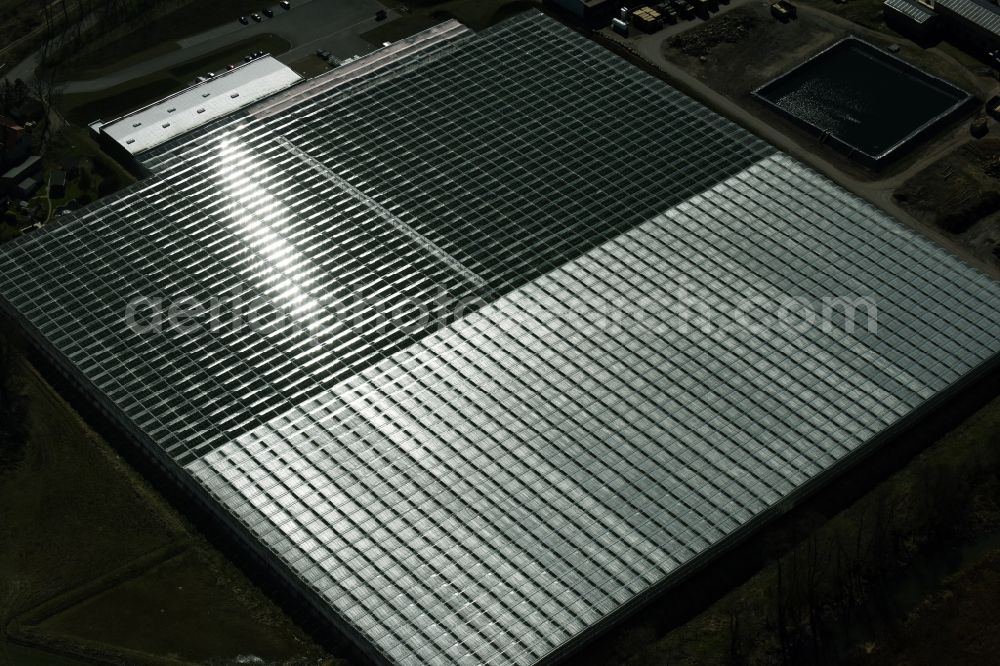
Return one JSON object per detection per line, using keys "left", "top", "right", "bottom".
{"left": 1, "top": 11, "right": 998, "bottom": 666}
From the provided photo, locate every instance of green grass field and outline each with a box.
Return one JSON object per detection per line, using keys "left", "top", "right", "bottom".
{"left": 288, "top": 55, "right": 335, "bottom": 80}
{"left": 0, "top": 350, "right": 337, "bottom": 666}
{"left": 168, "top": 34, "right": 291, "bottom": 78}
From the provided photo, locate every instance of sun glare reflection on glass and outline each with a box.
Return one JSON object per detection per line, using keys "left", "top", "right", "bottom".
{"left": 217, "top": 138, "right": 323, "bottom": 333}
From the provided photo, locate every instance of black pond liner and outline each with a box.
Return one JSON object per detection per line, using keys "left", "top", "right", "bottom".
{"left": 753, "top": 37, "right": 978, "bottom": 169}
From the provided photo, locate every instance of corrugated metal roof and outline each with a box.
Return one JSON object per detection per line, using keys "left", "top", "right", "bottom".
{"left": 1, "top": 11, "right": 999, "bottom": 666}
{"left": 936, "top": 0, "right": 1000, "bottom": 35}
{"left": 1, "top": 155, "right": 40, "bottom": 181}
{"left": 884, "top": 0, "right": 938, "bottom": 24}
{"left": 100, "top": 56, "right": 301, "bottom": 155}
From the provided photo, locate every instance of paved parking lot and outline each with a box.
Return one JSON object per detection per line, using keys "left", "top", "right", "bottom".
{"left": 182, "top": 0, "right": 397, "bottom": 61}
{"left": 60, "top": 0, "right": 394, "bottom": 95}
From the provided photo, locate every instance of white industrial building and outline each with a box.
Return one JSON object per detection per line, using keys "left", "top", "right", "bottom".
{"left": 90, "top": 56, "right": 301, "bottom": 166}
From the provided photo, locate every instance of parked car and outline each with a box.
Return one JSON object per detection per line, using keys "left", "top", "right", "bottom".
{"left": 251, "top": 12, "right": 262, "bottom": 22}
{"left": 280, "top": 0, "right": 290, "bottom": 8}
{"left": 239, "top": 15, "right": 249, "bottom": 24}
{"left": 375, "top": 9, "right": 387, "bottom": 20}
{"left": 226, "top": 63, "right": 236, "bottom": 70}
{"left": 263, "top": 7, "right": 273, "bottom": 17}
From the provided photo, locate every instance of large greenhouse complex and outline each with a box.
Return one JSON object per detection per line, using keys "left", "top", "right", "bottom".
{"left": 1, "top": 12, "right": 999, "bottom": 666}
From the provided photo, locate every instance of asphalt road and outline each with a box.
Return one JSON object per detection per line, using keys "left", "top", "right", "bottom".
{"left": 48, "top": 0, "right": 394, "bottom": 95}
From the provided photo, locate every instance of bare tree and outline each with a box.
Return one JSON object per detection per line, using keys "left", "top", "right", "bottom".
{"left": 728, "top": 599, "right": 747, "bottom": 665}
{"left": 28, "top": 67, "right": 59, "bottom": 151}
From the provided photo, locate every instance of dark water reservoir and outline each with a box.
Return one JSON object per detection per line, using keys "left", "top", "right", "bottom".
{"left": 754, "top": 38, "right": 975, "bottom": 168}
